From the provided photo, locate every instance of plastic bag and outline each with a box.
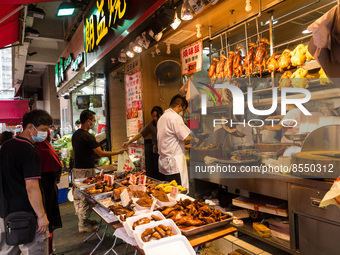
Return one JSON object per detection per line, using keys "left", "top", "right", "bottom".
{"left": 118, "top": 151, "right": 135, "bottom": 172}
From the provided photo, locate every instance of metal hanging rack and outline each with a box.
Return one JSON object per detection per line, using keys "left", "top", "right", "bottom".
{"left": 207, "top": 0, "right": 337, "bottom": 57}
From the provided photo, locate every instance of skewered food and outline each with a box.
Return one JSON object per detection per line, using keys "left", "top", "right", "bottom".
{"left": 233, "top": 46, "right": 244, "bottom": 77}
{"left": 278, "top": 49, "right": 291, "bottom": 72}
{"left": 291, "top": 68, "right": 309, "bottom": 88}
{"left": 254, "top": 38, "right": 269, "bottom": 75}
{"left": 279, "top": 71, "right": 293, "bottom": 90}
{"left": 266, "top": 53, "right": 279, "bottom": 73}
{"left": 224, "top": 51, "right": 235, "bottom": 79}
{"left": 244, "top": 43, "right": 257, "bottom": 76}
{"left": 291, "top": 44, "right": 307, "bottom": 66}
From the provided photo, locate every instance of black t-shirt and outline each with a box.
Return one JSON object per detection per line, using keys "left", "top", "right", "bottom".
{"left": 72, "top": 129, "right": 100, "bottom": 168}
{"left": 140, "top": 121, "right": 158, "bottom": 154}
{"left": 0, "top": 137, "right": 41, "bottom": 216}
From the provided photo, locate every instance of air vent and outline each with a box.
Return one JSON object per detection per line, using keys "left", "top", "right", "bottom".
{"left": 291, "top": 12, "right": 323, "bottom": 26}
{"left": 164, "top": 30, "right": 196, "bottom": 45}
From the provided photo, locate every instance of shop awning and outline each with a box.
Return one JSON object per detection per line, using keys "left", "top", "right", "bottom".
{"left": 0, "top": 0, "right": 60, "bottom": 48}
{"left": 0, "top": 100, "right": 29, "bottom": 124}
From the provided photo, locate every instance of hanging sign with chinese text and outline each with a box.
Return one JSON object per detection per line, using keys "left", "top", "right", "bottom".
{"left": 55, "top": 52, "right": 84, "bottom": 87}
{"left": 180, "top": 40, "right": 203, "bottom": 76}
{"left": 83, "top": 0, "right": 166, "bottom": 71}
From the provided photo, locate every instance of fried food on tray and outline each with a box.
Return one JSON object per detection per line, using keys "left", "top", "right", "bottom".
{"left": 108, "top": 203, "right": 134, "bottom": 217}
{"left": 131, "top": 190, "right": 149, "bottom": 198}
{"left": 151, "top": 214, "right": 163, "bottom": 221}
{"left": 141, "top": 225, "right": 175, "bottom": 242}
{"left": 83, "top": 175, "right": 104, "bottom": 184}
{"left": 132, "top": 217, "right": 151, "bottom": 230}
{"left": 113, "top": 187, "right": 128, "bottom": 200}
{"left": 136, "top": 196, "right": 153, "bottom": 208}
{"left": 84, "top": 181, "right": 115, "bottom": 195}
{"left": 157, "top": 199, "right": 230, "bottom": 229}
{"left": 155, "top": 180, "right": 187, "bottom": 193}
{"left": 152, "top": 190, "right": 169, "bottom": 202}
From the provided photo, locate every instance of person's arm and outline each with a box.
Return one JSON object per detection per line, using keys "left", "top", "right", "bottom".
{"left": 122, "top": 133, "right": 143, "bottom": 147}
{"left": 25, "top": 179, "right": 49, "bottom": 234}
{"left": 93, "top": 146, "right": 127, "bottom": 157}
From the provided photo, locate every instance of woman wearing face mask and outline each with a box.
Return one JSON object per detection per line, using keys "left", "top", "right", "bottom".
{"left": 35, "top": 130, "right": 63, "bottom": 255}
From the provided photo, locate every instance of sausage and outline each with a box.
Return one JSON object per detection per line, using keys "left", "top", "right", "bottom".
{"left": 151, "top": 214, "right": 163, "bottom": 221}
{"left": 151, "top": 232, "right": 162, "bottom": 239}
{"left": 154, "top": 226, "right": 166, "bottom": 237}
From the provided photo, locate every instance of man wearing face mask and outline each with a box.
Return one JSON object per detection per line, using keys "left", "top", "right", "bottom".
{"left": 122, "top": 106, "right": 163, "bottom": 179}
{"left": 72, "top": 110, "right": 126, "bottom": 233}
{"left": 157, "top": 95, "right": 191, "bottom": 189}
{"left": 0, "top": 109, "right": 51, "bottom": 254}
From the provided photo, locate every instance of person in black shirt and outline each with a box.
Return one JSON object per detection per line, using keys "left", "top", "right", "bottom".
{"left": 0, "top": 109, "right": 52, "bottom": 255}
{"left": 72, "top": 110, "right": 126, "bottom": 233}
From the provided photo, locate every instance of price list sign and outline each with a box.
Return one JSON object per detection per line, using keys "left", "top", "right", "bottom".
{"left": 180, "top": 40, "right": 203, "bottom": 76}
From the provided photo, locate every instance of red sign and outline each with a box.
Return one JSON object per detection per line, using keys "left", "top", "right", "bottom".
{"left": 129, "top": 174, "right": 137, "bottom": 185}
{"left": 138, "top": 175, "right": 146, "bottom": 185}
{"left": 180, "top": 40, "right": 203, "bottom": 76}
{"left": 170, "top": 187, "right": 179, "bottom": 199}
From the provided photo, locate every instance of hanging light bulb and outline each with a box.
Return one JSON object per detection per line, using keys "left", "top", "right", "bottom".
{"left": 170, "top": 9, "right": 181, "bottom": 30}
{"left": 126, "top": 43, "right": 135, "bottom": 58}
{"left": 118, "top": 49, "right": 127, "bottom": 63}
{"left": 245, "top": 0, "right": 252, "bottom": 12}
{"left": 196, "top": 24, "right": 202, "bottom": 38}
{"left": 166, "top": 43, "right": 171, "bottom": 54}
{"left": 155, "top": 44, "right": 161, "bottom": 55}
{"left": 133, "top": 37, "right": 143, "bottom": 53}
{"left": 181, "top": 0, "right": 194, "bottom": 20}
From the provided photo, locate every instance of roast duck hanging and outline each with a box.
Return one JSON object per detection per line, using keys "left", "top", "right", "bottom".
{"left": 254, "top": 38, "right": 270, "bottom": 75}
{"left": 208, "top": 57, "right": 219, "bottom": 83}
{"left": 216, "top": 54, "right": 227, "bottom": 82}
{"left": 243, "top": 42, "right": 257, "bottom": 76}
{"left": 233, "top": 46, "right": 244, "bottom": 77}
{"left": 224, "top": 51, "right": 235, "bottom": 79}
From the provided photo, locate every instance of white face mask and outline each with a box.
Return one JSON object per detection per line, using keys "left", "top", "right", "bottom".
{"left": 32, "top": 126, "right": 48, "bottom": 142}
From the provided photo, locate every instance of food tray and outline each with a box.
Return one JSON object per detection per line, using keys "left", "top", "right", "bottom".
{"left": 73, "top": 178, "right": 95, "bottom": 190}
{"left": 133, "top": 219, "right": 181, "bottom": 249}
{"left": 124, "top": 211, "right": 166, "bottom": 237}
{"left": 95, "top": 164, "right": 117, "bottom": 173}
{"left": 143, "top": 235, "right": 195, "bottom": 255}
{"left": 214, "top": 156, "right": 260, "bottom": 164}
{"left": 96, "top": 197, "right": 115, "bottom": 210}
{"left": 180, "top": 213, "right": 233, "bottom": 237}
{"left": 152, "top": 194, "right": 177, "bottom": 207}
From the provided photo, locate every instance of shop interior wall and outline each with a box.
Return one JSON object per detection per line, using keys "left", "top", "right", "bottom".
{"left": 140, "top": 54, "right": 183, "bottom": 125}
{"left": 42, "top": 65, "right": 60, "bottom": 125}
{"left": 108, "top": 73, "right": 127, "bottom": 158}
{"left": 60, "top": 98, "right": 71, "bottom": 135}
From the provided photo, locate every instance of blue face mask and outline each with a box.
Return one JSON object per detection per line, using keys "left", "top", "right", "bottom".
{"left": 32, "top": 126, "right": 48, "bottom": 142}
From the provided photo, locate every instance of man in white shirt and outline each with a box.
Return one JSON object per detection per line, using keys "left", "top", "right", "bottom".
{"left": 157, "top": 95, "right": 190, "bottom": 189}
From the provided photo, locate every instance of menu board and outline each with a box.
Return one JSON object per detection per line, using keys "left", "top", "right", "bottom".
{"left": 125, "top": 58, "right": 143, "bottom": 137}
{"left": 180, "top": 40, "right": 203, "bottom": 76}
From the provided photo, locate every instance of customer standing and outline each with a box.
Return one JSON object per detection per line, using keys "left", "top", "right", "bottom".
{"left": 0, "top": 109, "right": 51, "bottom": 255}
{"left": 0, "top": 131, "right": 13, "bottom": 148}
{"left": 72, "top": 110, "right": 126, "bottom": 233}
{"left": 36, "top": 131, "right": 62, "bottom": 255}
{"left": 157, "top": 95, "right": 191, "bottom": 189}
{"left": 123, "top": 106, "right": 163, "bottom": 179}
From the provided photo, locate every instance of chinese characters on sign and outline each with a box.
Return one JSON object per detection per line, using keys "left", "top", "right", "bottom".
{"left": 128, "top": 143, "right": 145, "bottom": 170}
{"left": 55, "top": 52, "right": 84, "bottom": 87}
{"left": 180, "top": 40, "right": 203, "bottom": 76}
{"left": 125, "top": 59, "right": 143, "bottom": 137}
{"left": 85, "top": 0, "right": 127, "bottom": 53}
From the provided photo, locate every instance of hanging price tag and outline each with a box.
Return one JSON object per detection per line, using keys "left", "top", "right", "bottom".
{"left": 100, "top": 169, "right": 104, "bottom": 176}
{"left": 120, "top": 188, "right": 130, "bottom": 207}
{"left": 138, "top": 175, "right": 146, "bottom": 185}
{"left": 129, "top": 174, "right": 137, "bottom": 185}
{"left": 104, "top": 174, "right": 115, "bottom": 186}
{"left": 170, "top": 187, "right": 179, "bottom": 199}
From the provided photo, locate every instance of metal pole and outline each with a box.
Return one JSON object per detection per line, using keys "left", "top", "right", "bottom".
{"left": 269, "top": 12, "right": 274, "bottom": 87}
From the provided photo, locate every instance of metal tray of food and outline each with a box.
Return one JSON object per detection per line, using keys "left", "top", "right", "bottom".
{"left": 214, "top": 156, "right": 260, "bottom": 164}
{"left": 73, "top": 178, "right": 96, "bottom": 190}
{"left": 180, "top": 213, "right": 233, "bottom": 236}
{"left": 95, "top": 164, "right": 117, "bottom": 173}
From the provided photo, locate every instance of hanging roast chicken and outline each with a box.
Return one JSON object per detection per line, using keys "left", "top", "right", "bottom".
{"left": 266, "top": 53, "right": 279, "bottom": 73}
{"left": 233, "top": 46, "right": 244, "bottom": 78}
{"left": 243, "top": 43, "right": 257, "bottom": 76}
{"left": 254, "top": 38, "right": 270, "bottom": 75}
{"left": 216, "top": 54, "right": 227, "bottom": 82}
{"left": 278, "top": 49, "right": 292, "bottom": 73}
{"left": 224, "top": 51, "right": 235, "bottom": 79}
{"left": 279, "top": 71, "right": 293, "bottom": 90}
{"left": 209, "top": 57, "right": 219, "bottom": 83}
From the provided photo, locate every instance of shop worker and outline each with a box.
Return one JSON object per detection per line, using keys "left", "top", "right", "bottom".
{"left": 123, "top": 106, "right": 163, "bottom": 179}
{"left": 0, "top": 109, "right": 51, "bottom": 255}
{"left": 72, "top": 110, "right": 126, "bottom": 233}
{"left": 157, "top": 94, "right": 191, "bottom": 189}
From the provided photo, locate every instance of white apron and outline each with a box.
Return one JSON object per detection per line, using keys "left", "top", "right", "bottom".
{"left": 159, "top": 153, "right": 189, "bottom": 189}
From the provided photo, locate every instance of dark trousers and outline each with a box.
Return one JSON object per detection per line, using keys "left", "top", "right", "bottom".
{"left": 159, "top": 172, "right": 181, "bottom": 185}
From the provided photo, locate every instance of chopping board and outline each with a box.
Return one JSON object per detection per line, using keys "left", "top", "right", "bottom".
{"left": 291, "top": 151, "right": 340, "bottom": 178}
